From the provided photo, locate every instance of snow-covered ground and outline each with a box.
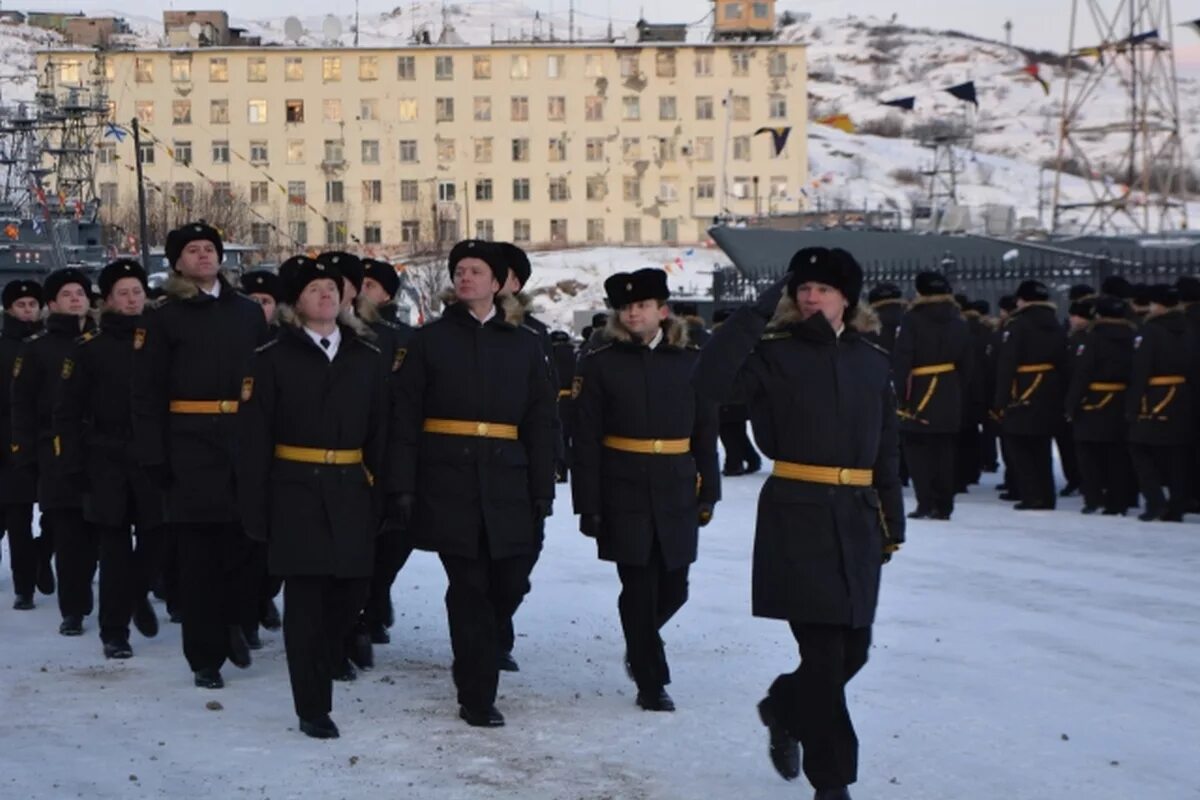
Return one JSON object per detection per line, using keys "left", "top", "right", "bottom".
{"left": 2, "top": 465, "right": 1198, "bottom": 799}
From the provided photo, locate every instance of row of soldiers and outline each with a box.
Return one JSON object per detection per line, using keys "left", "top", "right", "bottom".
{"left": 862, "top": 271, "right": 1199, "bottom": 522}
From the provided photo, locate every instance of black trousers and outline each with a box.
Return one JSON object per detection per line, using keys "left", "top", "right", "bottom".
{"left": 999, "top": 434, "right": 1018, "bottom": 496}
{"left": 719, "top": 420, "right": 762, "bottom": 473}
{"left": 2, "top": 503, "right": 36, "bottom": 598}
{"left": 980, "top": 419, "right": 1000, "bottom": 471}
{"left": 1055, "top": 419, "right": 1081, "bottom": 489}
{"left": 176, "top": 523, "right": 256, "bottom": 673}
{"left": 439, "top": 534, "right": 537, "bottom": 711}
{"left": 1005, "top": 434, "right": 1055, "bottom": 507}
{"left": 1075, "top": 441, "right": 1134, "bottom": 513}
{"left": 616, "top": 543, "right": 689, "bottom": 693}
{"left": 903, "top": 433, "right": 957, "bottom": 515}
{"left": 283, "top": 575, "right": 371, "bottom": 720}
{"left": 1130, "top": 443, "right": 1192, "bottom": 517}
{"left": 43, "top": 509, "right": 97, "bottom": 619}
{"left": 768, "top": 623, "right": 871, "bottom": 792}
{"left": 955, "top": 424, "right": 981, "bottom": 491}
{"left": 363, "top": 531, "right": 414, "bottom": 630}
{"left": 97, "top": 525, "right": 162, "bottom": 643}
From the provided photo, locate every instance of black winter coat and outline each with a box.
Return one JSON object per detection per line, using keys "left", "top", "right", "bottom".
{"left": 694, "top": 300, "right": 905, "bottom": 628}
{"left": 994, "top": 303, "right": 1067, "bottom": 436}
{"left": 892, "top": 296, "right": 971, "bottom": 434}
{"left": 551, "top": 337, "right": 578, "bottom": 456}
{"left": 570, "top": 318, "right": 720, "bottom": 571}
{"left": 389, "top": 298, "right": 556, "bottom": 560}
{"left": 865, "top": 299, "right": 906, "bottom": 354}
{"left": 961, "top": 312, "right": 991, "bottom": 428}
{"left": 132, "top": 275, "right": 270, "bottom": 524}
{"left": 237, "top": 323, "right": 387, "bottom": 578}
{"left": 11, "top": 313, "right": 95, "bottom": 510}
{"left": 1127, "top": 310, "right": 1198, "bottom": 446}
{"left": 0, "top": 314, "right": 40, "bottom": 505}
{"left": 1064, "top": 319, "right": 1136, "bottom": 443}
{"left": 53, "top": 313, "right": 164, "bottom": 529}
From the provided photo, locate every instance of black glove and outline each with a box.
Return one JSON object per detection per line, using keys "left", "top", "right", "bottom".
{"left": 533, "top": 499, "right": 553, "bottom": 520}
{"left": 579, "top": 513, "right": 602, "bottom": 538}
{"left": 753, "top": 275, "right": 791, "bottom": 320}
{"left": 388, "top": 493, "right": 415, "bottom": 530}
{"left": 698, "top": 502, "right": 715, "bottom": 527}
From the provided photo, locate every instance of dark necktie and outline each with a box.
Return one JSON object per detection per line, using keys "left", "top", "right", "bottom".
{"left": 320, "top": 337, "right": 330, "bottom": 350}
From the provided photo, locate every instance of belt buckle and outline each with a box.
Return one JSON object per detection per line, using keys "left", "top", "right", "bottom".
{"left": 653, "top": 439, "right": 664, "bottom": 454}
{"left": 218, "top": 400, "right": 236, "bottom": 414}
{"left": 323, "top": 450, "right": 336, "bottom": 464}
{"left": 837, "top": 468, "right": 852, "bottom": 485}
{"left": 477, "top": 422, "right": 489, "bottom": 437}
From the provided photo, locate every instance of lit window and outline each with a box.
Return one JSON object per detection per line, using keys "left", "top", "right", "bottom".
{"left": 324, "top": 99, "right": 343, "bottom": 123}
{"left": 322, "top": 56, "right": 342, "bottom": 81}
{"left": 247, "top": 99, "right": 268, "bottom": 124}
{"left": 209, "top": 58, "right": 228, "bottom": 82}
{"left": 247, "top": 57, "right": 267, "bottom": 82}
{"left": 473, "top": 55, "right": 492, "bottom": 79}
{"left": 510, "top": 54, "right": 529, "bottom": 79}
{"left": 169, "top": 58, "right": 190, "bottom": 83}
{"left": 398, "top": 98, "right": 418, "bottom": 122}
{"left": 285, "top": 57, "right": 303, "bottom": 81}
{"left": 358, "top": 56, "right": 379, "bottom": 80}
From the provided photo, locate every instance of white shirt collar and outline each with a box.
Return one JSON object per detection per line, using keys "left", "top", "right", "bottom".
{"left": 199, "top": 280, "right": 221, "bottom": 298}
{"left": 469, "top": 304, "right": 497, "bottom": 325}
{"left": 303, "top": 325, "right": 341, "bottom": 361}
{"left": 647, "top": 328, "right": 664, "bottom": 350}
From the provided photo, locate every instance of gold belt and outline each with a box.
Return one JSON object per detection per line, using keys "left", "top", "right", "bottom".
{"left": 273, "top": 445, "right": 363, "bottom": 465}
{"left": 422, "top": 418, "right": 519, "bottom": 440}
{"left": 1149, "top": 375, "right": 1186, "bottom": 386}
{"left": 602, "top": 436, "right": 691, "bottom": 455}
{"left": 772, "top": 461, "right": 873, "bottom": 486}
{"left": 1016, "top": 363, "right": 1055, "bottom": 374}
{"left": 1088, "top": 382, "right": 1127, "bottom": 391}
{"left": 557, "top": 389, "right": 573, "bottom": 399}
{"left": 910, "top": 363, "right": 955, "bottom": 377}
{"left": 169, "top": 399, "right": 239, "bottom": 414}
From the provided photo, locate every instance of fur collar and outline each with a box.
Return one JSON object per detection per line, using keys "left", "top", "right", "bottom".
{"left": 870, "top": 298, "right": 908, "bottom": 310}
{"left": 275, "top": 303, "right": 374, "bottom": 340}
{"left": 1145, "top": 306, "right": 1184, "bottom": 322}
{"left": 163, "top": 270, "right": 238, "bottom": 301}
{"left": 1090, "top": 317, "right": 1136, "bottom": 331}
{"left": 1012, "top": 300, "right": 1058, "bottom": 316}
{"left": 767, "top": 295, "right": 881, "bottom": 335}
{"left": 909, "top": 293, "right": 958, "bottom": 310}
{"left": 438, "top": 290, "right": 526, "bottom": 327}
{"left": 356, "top": 297, "right": 394, "bottom": 325}
{"left": 601, "top": 313, "right": 690, "bottom": 348}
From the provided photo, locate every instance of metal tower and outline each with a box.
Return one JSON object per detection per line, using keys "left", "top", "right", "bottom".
{"left": 1051, "top": 0, "right": 1188, "bottom": 233}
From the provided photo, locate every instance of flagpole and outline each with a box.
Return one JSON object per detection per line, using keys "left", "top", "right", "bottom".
{"left": 131, "top": 117, "right": 152, "bottom": 270}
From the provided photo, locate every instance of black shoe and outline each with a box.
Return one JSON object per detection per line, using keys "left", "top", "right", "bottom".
{"left": 745, "top": 461, "right": 762, "bottom": 474}
{"left": 906, "top": 509, "right": 930, "bottom": 520}
{"left": 636, "top": 687, "right": 675, "bottom": 712}
{"left": 349, "top": 630, "right": 374, "bottom": 670}
{"left": 59, "top": 615, "right": 83, "bottom": 636}
{"left": 332, "top": 659, "right": 357, "bottom": 682}
{"left": 103, "top": 640, "right": 133, "bottom": 659}
{"left": 368, "top": 622, "right": 391, "bottom": 645}
{"left": 35, "top": 558, "right": 55, "bottom": 595}
{"left": 1015, "top": 502, "right": 1054, "bottom": 511}
{"left": 260, "top": 599, "right": 282, "bottom": 631}
{"left": 245, "top": 627, "right": 263, "bottom": 651}
{"left": 497, "top": 651, "right": 519, "bottom": 672}
{"left": 299, "top": 714, "right": 340, "bottom": 739}
{"left": 928, "top": 510, "right": 951, "bottom": 521}
{"left": 459, "top": 705, "right": 505, "bottom": 727}
{"left": 814, "top": 789, "right": 853, "bottom": 800}
{"left": 1102, "top": 508, "right": 1127, "bottom": 516}
{"left": 194, "top": 668, "right": 224, "bottom": 689}
{"left": 722, "top": 466, "right": 747, "bottom": 477}
{"left": 13, "top": 594, "right": 34, "bottom": 610}
{"left": 169, "top": 609, "right": 183, "bottom": 624}
{"left": 1138, "top": 509, "right": 1163, "bottom": 522}
{"left": 1081, "top": 505, "right": 1100, "bottom": 515}
{"left": 995, "top": 483, "right": 1008, "bottom": 492}
{"left": 1160, "top": 511, "right": 1184, "bottom": 522}
{"left": 1059, "top": 484, "right": 1079, "bottom": 498}
{"left": 133, "top": 598, "right": 159, "bottom": 638}
{"left": 757, "top": 698, "right": 799, "bottom": 781}
{"left": 228, "top": 625, "right": 252, "bottom": 669}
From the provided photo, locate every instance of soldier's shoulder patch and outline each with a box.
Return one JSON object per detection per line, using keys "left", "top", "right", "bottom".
{"left": 571, "top": 375, "right": 584, "bottom": 399}
{"left": 77, "top": 329, "right": 100, "bottom": 345}
{"left": 356, "top": 338, "right": 381, "bottom": 355}
{"left": 861, "top": 339, "right": 890, "bottom": 358}
{"left": 581, "top": 342, "right": 613, "bottom": 358}
{"left": 133, "top": 328, "right": 146, "bottom": 350}
{"left": 12, "top": 355, "right": 22, "bottom": 378}
{"left": 254, "top": 338, "right": 280, "bottom": 354}
{"left": 1001, "top": 330, "right": 1011, "bottom": 343}
{"left": 1134, "top": 335, "right": 1143, "bottom": 349}
{"left": 24, "top": 330, "right": 46, "bottom": 343}
{"left": 60, "top": 358, "right": 74, "bottom": 380}
{"left": 760, "top": 330, "right": 792, "bottom": 341}
{"left": 1075, "top": 343, "right": 1086, "bottom": 356}
{"left": 240, "top": 377, "right": 254, "bottom": 402}
{"left": 392, "top": 346, "right": 407, "bottom": 372}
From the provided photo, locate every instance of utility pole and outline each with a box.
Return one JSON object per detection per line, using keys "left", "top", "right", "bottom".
{"left": 1004, "top": 19, "right": 1012, "bottom": 48}
{"left": 131, "top": 117, "right": 151, "bottom": 270}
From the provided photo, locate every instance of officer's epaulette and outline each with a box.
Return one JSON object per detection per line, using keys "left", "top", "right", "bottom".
{"left": 518, "top": 323, "right": 543, "bottom": 338}
{"left": 254, "top": 338, "right": 280, "bottom": 354}
{"left": 760, "top": 330, "right": 792, "bottom": 342}
{"left": 685, "top": 342, "right": 701, "bottom": 351}
{"left": 353, "top": 337, "right": 381, "bottom": 354}
{"left": 24, "top": 330, "right": 48, "bottom": 343}
{"left": 581, "top": 341, "right": 614, "bottom": 357}
{"left": 861, "top": 339, "right": 890, "bottom": 358}
{"left": 76, "top": 330, "right": 101, "bottom": 346}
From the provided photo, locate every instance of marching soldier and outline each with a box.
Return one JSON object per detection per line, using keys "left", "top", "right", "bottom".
{"left": 1, "top": 280, "right": 46, "bottom": 610}
{"left": 241, "top": 270, "right": 281, "bottom": 325}
{"left": 571, "top": 268, "right": 720, "bottom": 713}
{"left": 993, "top": 280, "right": 1066, "bottom": 510}
{"left": 1127, "top": 285, "right": 1197, "bottom": 521}
{"left": 694, "top": 247, "right": 904, "bottom": 800}
{"left": 892, "top": 272, "right": 970, "bottom": 520}
{"left": 956, "top": 295, "right": 989, "bottom": 492}
{"left": 11, "top": 268, "right": 97, "bottom": 635}
{"left": 1064, "top": 295, "right": 1136, "bottom": 515}
{"left": 712, "top": 308, "right": 763, "bottom": 477}
{"left": 238, "top": 256, "right": 387, "bottom": 739}
{"left": 388, "top": 240, "right": 555, "bottom": 727}
{"left": 864, "top": 282, "right": 906, "bottom": 354}
{"left": 549, "top": 329, "right": 578, "bottom": 483}
{"left": 132, "top": 222, "right": 270, "bottom": 688}
{"left": 53, "top": 260, "right": 163, "bottom": 658}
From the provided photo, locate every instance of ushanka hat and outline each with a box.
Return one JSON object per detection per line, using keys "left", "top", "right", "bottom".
{"left": 98, "top": 259, "right": 148, "bottom": 298}
{"left": 786, "top": 247, "right": 863, "bottom": 308}
{"left": 362, "top": 258, "right": 400, "bottom": 300}
{"left": 447, "top": 239, "right": 508, "bottom": 287}
{"left": 280, "top": 255, "right": 343, "bottom": 305}
{"left": 165, "top": 221, "right": 223, "bottom": 269}
{"left": 2, "top": 279, "right": 43, "bottom": 309}
{"left": 241, "top": 270, "right": 281, "bottom": 302}
{"left": 316, "top": 252, "right": 363, "bottom": 293}
{"left": 604, "top": 268, "right": 670, "bottom": 309}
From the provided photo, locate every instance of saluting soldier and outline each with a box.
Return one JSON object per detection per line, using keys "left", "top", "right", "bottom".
{"left": 1127, "top": 285, "right": 1197, "bottom": 522}
{"left": 132, "top": 222, "right": 270, "bottom": 689}
{"left": 388, "top": 240, "right": 555, "bottom": 728}
{"left": 241, "top": 270, "right": 282, "bottom": 325}
{"left": 11, "top": 268, "right": 97, "bottom": 635}
{"left": 993, "top": 280, "right": 1067, "bottom": 510}
{"left": 1064, "top": 295, "right": 1136, "bottom": 515}
{"left": 892, "top": 272, "right": 970, "bottom": 520}
{"left": 570, "top": 269, "right": 720, "bottom": 713}
{"left": 694, "top": 248, "right": 904, "bottom": 800}
{"left": 238, "top": 256, "right": 387, "bottom": 739}
{"left": 53, "top": 260, "right": 163, "bottom": 659}
{"left": 864, "top": 282, "right": 906, "bottom": 354}
{"left": 1, "top": 280, "right": 46, "bottom": 610}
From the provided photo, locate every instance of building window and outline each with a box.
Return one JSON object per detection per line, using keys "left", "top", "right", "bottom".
{"left": 622, "top": 137, "right": 641, "bottom": 160}
{"left": 436, "top": 97, "right": 455, "bottom": 122}
{"left": 326, "top": 180, "right": 345, "bottom": 204}
{"left": 212, "top": 140, "right": 229, "bottom": 164}
{"left": 170, "top": 57, "right": 191, "bottom": 83}
{"left": 548, "top": 177, "right": 569, "bottom": 201}
{"left": 733, "top": 136, "right": 751, "bottom": 161}
{"left": 511, "top": 138, "right": 529, "bottom": 162}
{"left": 285, "top": 57, "right": 303, "bottom": 81}
{"left": 696, "top": 176, "right": 716, "bottom": 199}
{"left": 172, "top": 100, "right": 191, "bottom": 125}
{"left": 550, "top": 219, "right": 568, "bottom": 243}
{"left": 659, "top": 96, "right": 677, "bottom": 121}
{"left": 732, "top": 176, "right": 753, "bottom": 199}
{"left": 362, "top": 140, "right": 380, "bottom": 164}
{"left": 584, "top": 55, "right": 604, "bottom": 78}
{"left": 769, "top": 95, "right": 787, "bottom": 119}
{"left": 586, "top": 176, "right": 606, "bottom": 200}
{"left": 210, "top": 99, "right": 229, "bottom": 125}
{"left": 99, "top": 182, "right": 118, "bottom": 207}
{"left": 622, "top": 176, "right": 641, "bottom": 202}
{"left": 770, "top": 176, "right": 788, "bottom": 198}
{"left": 358, "top": 55, "right": 379, "bottom": 81}
{"left": 587, "top": 219, "right": 605, "bottom": 243}
{"left": 174, "top": 182, "right": 195, "bottom": 207}
{"left": 769, "top": 50, "right": 787, "bottom": 76}
{"left": 586, "top": 138, "right": 605, "bottom": 162}
{"left": 510, "top": 54, "right": 529, "bottom": 79}
{"left": 287, "top": 140, "right": 305, "bottom": 164}
{"left": 725, "top": 3, "right": 743, "bottom": 19}
{"left": 248, "top": 99, "right": 268, "bottom": 124}
{"left": 661, "top": 218, "right": 678, "bottom": 243}
{"left": 400, "top": 180, "right": 419, "bottom": 203}
{"left": 102, "top": 101, "right": 116, "bottom": 121}
{"left": 212, "top": 182, "right": 232, "bottom": 201}
{"left": 173, "top": 141, "right": 192, "bottom": 165}
{"left": 731, "top": 50, "right": 751, "bottom": 76}
{"left": 398, "top": 98, "right": 418, "bottom": 122}
{"left": 249, "top": 141, "right": 269, "bottom": 164}
{"left": 695, "top": 96, "right": 713, "bottom": 120}
{"left": 289, "top": 221, "right": 308, "bottom": 244}
{"left": 585, "top": 96, "right": 604, "bottom": 121}
{"left": 694, "top": 49, "right": 713, "bottom": 77}
{"left": 323, "top": 139, "right": 344, "bottom": 164}
{"left": 658, "top": 177, "right": 679, "bottom": 202}
{"left": 655, "top": 137, "right": 677, "bottom": 162}
{"left": 473, "top": 55, "right": 491, "bottom": 79}
{"left": 511, "top": 96, "right": 529, "bottom": 122}
{"left": 475, "top": 179, "right": 493, "bottom": 201}
{"left": 247, "top": 57, "right": 267, "bottom": 82}
{"left": 209, "top": 57, "right": 228, "bottom": 82}
{"left": 622, "top": 96, "right": 640, "bottom": 121}
{"left": 547, "top": 54, "right": 565, "bottom": 78}
{"left": 286, "top": 99, "right": 305, "bottom": 123}
{"left": 512, "top": 178, "right": 530, "bottom": 201}
{"left": 326, "top": 220, "right": 347, "bottom": 245}
{"left": 619, "top": 52, "right": 639, "bottom": 78}
{"left": 251, "top": 223, "right": 271, "bottom": 246}
{"left": 97, "top": 144, "right": 116, "bottom": 165}
{"left": 363, "top": 180, "right": 383, "bottom": 203}
{"left": 694, "top": 136, "right": 715, "bottom": 162}
{"left": 475, "top": 219, "right": 494, "bottom": 240}
{"left": 548, "top": 138, "right": 567, "bottom": 163}
{"left": 437, "top": 180, "right": 456, "bottom": 202}
{"left": 547, "top": 96, "right": 566, "bottom": 121}
{"left": 135, "top": 58, "right": 154, "bottom": 83}
{"left": 397, "top": 55, "right": 415, "bottom": 80}
{"left": 136, "top": 101, "right": 154, "bottom": 124}
{"left": 250, "top": 182, "right": 270, "bottom": 204}
{"left": 655, "top": 50, "right": 676, "bottom": 78}
{"left": 322, "top": 56, "right": 342, "bottom": 81}
{"left": 324, "top": 99, "right": 343, "bottom": 123}
{"left": 399, "top": 140, "right": 418, "bottom": 162}
{"left": 474, "top": 137, "right": 493, "bottom": 163}
{"left": 138, "top": 143, "right": 154, "bottom": 164}
{"left": 437, "top": 139, "right": 456, "bottom": 163}
{"left": 364, "top": 222, "right": 382, "bottom": 244}
{"left": 754, "top": 2, "right": 770, "bottom": 18}
{"left": 401, "top": 220, "right": 420, "bottom": 242}
{"left": 513, "top": 219, "right": 531, "bottom": 242}
{"left": 360, "top": 98, "right": 379, "bottom": 121}
{"left": 435, "top": 55, "right": 454, "bottom": 80}
{"left": 732, "top": 95, "right": 751, "bottom": 121}
{"left": 474, "top": 97, "right": 492, "bottom": 122}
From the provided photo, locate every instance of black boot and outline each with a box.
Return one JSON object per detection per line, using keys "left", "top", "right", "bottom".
{"left": 814, "top": 789, "right": 852, "bottom": 800}
{"left": 228, "top": 625, "right": 252, "bottom": 669}
{"left": 757, "top": 698, "right": 799, "bottom": 781}
{"left": 906, "top": 508, "right": 930, "bottom": 520}
{"left": 636, "top": 687, "right": 675, "bottom": 712}
{"left": 13, "top": 594, "right": 34, "bottom": 610}
{"left": 59, "top": 615, "right": 83, "bottom": 636}
{"left": 35, "top": 551, "right": 55, "bottom": 595}
{"left": 458, "top": 705, "right": 505, "bottom": 727}
{"left": 103, "top": 639, "right": 133, "bottom": 659}
{"left": 260, "top": 598, "right": 282, "bottom": 631}
{"left": 332, "top": 658, "right": 357, "bottom": 682}
{"left": 133, "top": 597, "right": 159, "bottom": 638}
{"left": 368, "top": 622, "right": 391, "bottom": 645}
{"left": 348, "top": 628, "right": 374, "bottom": 670}
{"left": 1080, "top": 505, "right": 1100, "bottom": 515}
{"left": 194, "top": 668, "right": 224, "bottom": 689}
{"left": 497, "top": 651, "right": 519, "bottom": 672}
{"left": 244, "top": 626, "right": 263, "bottom": 651}
{"left": 299, "top": 714, "right": 340, "bottom": 739}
